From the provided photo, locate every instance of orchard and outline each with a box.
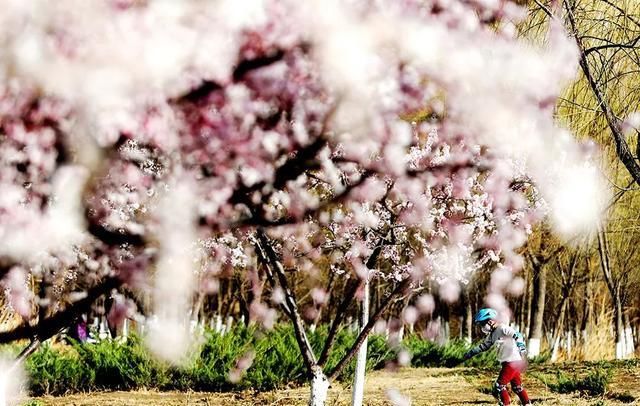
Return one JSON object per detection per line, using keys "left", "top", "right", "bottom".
{"left": 0, "top": 1, "right": 638, "bottom": 405}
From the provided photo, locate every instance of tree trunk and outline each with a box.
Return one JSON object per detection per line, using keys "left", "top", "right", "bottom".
{"left": 597, "top": 228, "right": 625, "bottom": 359}
{"left": 255, "top": 230, "right": 317, "bottom": 370}
{"left": 461, "top": 287, "right": 473, "bottom": 343}
{"left": 528, "top": 263, "right": 546, "bottom": 358}
{"left": 624, "top": 312, "right": 635, "bottom": 357}
{"left": 351, "top": 277, "right": 370, "bottom": 406}
{"left": 613, "top": 293, "right": 625, "bottom": 359}
{"left": 551, "top": 298, "right": 567, "bottom": 362}
{"left": 525, "top": 272, "right": 533, "bottom": 337}
{"left": 309, "top": 366, "right": 330, "bottom": 406}
{"left": 580, "top": 261, "right": 593, "bottom": 344}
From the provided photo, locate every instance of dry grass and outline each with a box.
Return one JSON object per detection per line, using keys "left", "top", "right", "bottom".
{"left": 33, "top": 365, "right": 640, "bottom": 405}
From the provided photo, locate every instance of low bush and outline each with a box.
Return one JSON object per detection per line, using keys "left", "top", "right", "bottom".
{"left": 402, "top": 336, "right": 498, "bottom": 368}
{"left": 28, "top": 344, "right": 85, "bottom": 395}
{"left": 545, "top": 366, "right": 612, "bottom": 397}
{"left": 17, "top": 324, "right": 540, "bottom": 396}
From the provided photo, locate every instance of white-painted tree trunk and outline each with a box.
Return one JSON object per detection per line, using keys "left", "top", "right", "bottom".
{"left": 616, "top": 340, "right": 625, "bottom": 360}
{"left": 215, "top": 314, "right": 223, "bottom": 334}
{"left": 99, "top": 317, "right": 110, "bottom": 340}
{"left": 551, "top": 336, "right": 560, "bottom": 362}
{"left": 528, "top": 338, "right": 540, "bottom": 359}
{"left": 625, "top": 325, "right": 635, "bottom": 357}
{"left": 309, "top": 367, "right": 330, "bottom": 406}
{"left": 137, "top": 318, "right": 145, "bottom": 335}
{"left": 352, "top": 278, "right": 370, "bottom": 406}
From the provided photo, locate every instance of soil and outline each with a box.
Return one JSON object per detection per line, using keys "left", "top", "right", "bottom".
{"left": 32, "top": 365, "right": 640, "bottom": 405}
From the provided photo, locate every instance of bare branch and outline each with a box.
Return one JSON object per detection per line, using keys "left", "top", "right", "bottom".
{"left": 229, "top": 169, "right": 374, "bottom": 230}
{"left": 317, "top": 243, "right": 384, "bottom": 368}
{"left": 564, "top": 0, "right": 640, "bottom": 186}
{"left": 532, "top": 0, "right": 553, "bottom": 18}
{"left": 0, "top": 276, "right": 121, "bottom": 344}
{"left": 327, "top": 278, "right": 411, "bottom": 381}
{"left": 254, "top": 229, "right": 318, "bottom": 375}
{"left": 584, "top": 33, "right": 640, "bottom": 56}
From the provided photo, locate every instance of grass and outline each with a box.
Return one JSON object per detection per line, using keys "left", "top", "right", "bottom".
{"left": 31, "top": 365, "right": 640, "bottom": 405}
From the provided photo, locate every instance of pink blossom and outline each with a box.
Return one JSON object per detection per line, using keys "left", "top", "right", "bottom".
{"left": 416, "top": 294, "right": 435, "bottom": 315}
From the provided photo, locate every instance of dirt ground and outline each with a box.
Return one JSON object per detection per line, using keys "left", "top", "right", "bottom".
{"left": 33, "top": 366, "right": 640, "bottom": 405}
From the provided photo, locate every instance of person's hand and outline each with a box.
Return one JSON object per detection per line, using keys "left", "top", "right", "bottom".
{"left": 516, "top": 341, "right": 527, "bottom": 354}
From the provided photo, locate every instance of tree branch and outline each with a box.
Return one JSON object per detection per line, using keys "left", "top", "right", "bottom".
{"left": 254, "top": 229, "right": 318, "bottom": 375}
{"left": 327, "top": 278, "right": 411, "bottom": 381}
{"left": 317, "top": 242, "right": 384, "bottom": 368}
{"left": 0, "top": 259, "right": 15, "bottom": 282}
{"left": 316, "top": 279, "right": 358, "bottom": 368}
{"left": 565, "top": 0, "right": 640, "bottom": 186}
{"left": 532, "top": 0, "right": 553, "bottom": 18}
{"left": 584, "top": 33, "right": 640, "bottom": 56}
{"left": 0, "top": 276, "right": 121, "bottom": 344}
{"left": 229, "top": 170, "right": 374, "bottom": 230}
{"left": 252, "top": 239, "right": 294, "bottom": 320}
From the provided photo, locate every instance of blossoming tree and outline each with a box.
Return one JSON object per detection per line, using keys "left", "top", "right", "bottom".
{"left": 0, "top": 0, "right": 604, "bottom": 404}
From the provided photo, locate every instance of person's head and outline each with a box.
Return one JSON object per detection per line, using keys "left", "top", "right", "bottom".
{"left": 473, "top": 308, "right": 497, "bottom": 335}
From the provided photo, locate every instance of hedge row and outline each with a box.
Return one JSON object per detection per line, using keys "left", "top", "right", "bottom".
{"left": 12, "top": 325, "right": 501, "bottom": 396}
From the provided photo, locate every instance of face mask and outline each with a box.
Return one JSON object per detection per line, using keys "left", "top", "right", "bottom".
{"left": 481, "top": 322, "right": 492, "bottom": 335}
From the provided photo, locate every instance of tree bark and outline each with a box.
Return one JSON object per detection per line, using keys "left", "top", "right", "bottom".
{"left": 255, "top": 229, "right": 317, "bottom": 372}
{"left": 351, "top": 277, "right": 370, "bottom": 406}
{"left": 551, "top": 299, "right": 567, "bottom": 362}
{"left": 580, "top": 257, "right": 594, "bottom": 344}
{"left": 0, "top": 277, "right": 121, "bottom": 344}
{"left": 528, "top": 258, "right": 546, "bottom": 358}
{"left": 597, "top": 228, "right": 625, "bottom": 359}
{"left": 525, "top": 271, "right": 533, "bottom": 338}
{"left": 624, "top": 312, "right": 635, "bottom": 357}
{"left": 309, "top": 366, "right": 330, "bottom": 406}
{"left": 328, "top": 279, "right": 411, "bottom": 381}
{"left": 461, "top": 286, "right": 473, "bottom": 343}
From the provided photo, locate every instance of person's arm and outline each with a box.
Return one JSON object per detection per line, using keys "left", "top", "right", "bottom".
{"left": 501, "top": 325, "right": 527, "bottom": 355}
{"left": 464, "top": 332, "right": 494, "bottom": 359}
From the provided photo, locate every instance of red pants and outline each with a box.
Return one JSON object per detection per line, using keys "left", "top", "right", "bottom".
{"left": 494, "top": 361, "right": 531, "bottom": 405}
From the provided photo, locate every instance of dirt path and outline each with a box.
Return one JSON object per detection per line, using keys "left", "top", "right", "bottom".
{"left": 33, "top": 366, "right": 639, "bottom": 405}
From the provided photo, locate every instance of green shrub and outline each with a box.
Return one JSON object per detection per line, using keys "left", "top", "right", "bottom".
{"left": 27, "top": 343, "right": 85, "bottom": 395}
{"left": 22, "top": 400, "right": 44, "bottom": 406}
{"left": 528, "top": 351, "right": 551, "bottom": 364}
{"left": 14, "top": 323, "right": 545, "bottom": 396}
{"left": 402, "top": 336, "right": 498, "bottom": 368}
{"left": 247, "top": 325, "right": 306, "bottom": 389}
{"left": 75, "top": 335, "right": 170, "bottom": 390}
{"left": 173, "top": 325, "right": 253, "bottom": 391}
{"left": 546, "top": 367, "right": 612, "bottom": 397}
{"left": 313, "top": 327, "right": 395, "bottom": 382}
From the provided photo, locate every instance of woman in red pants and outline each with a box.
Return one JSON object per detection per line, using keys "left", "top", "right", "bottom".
{"left": 464, "top": 308, "right": 532, "bottom": 405}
